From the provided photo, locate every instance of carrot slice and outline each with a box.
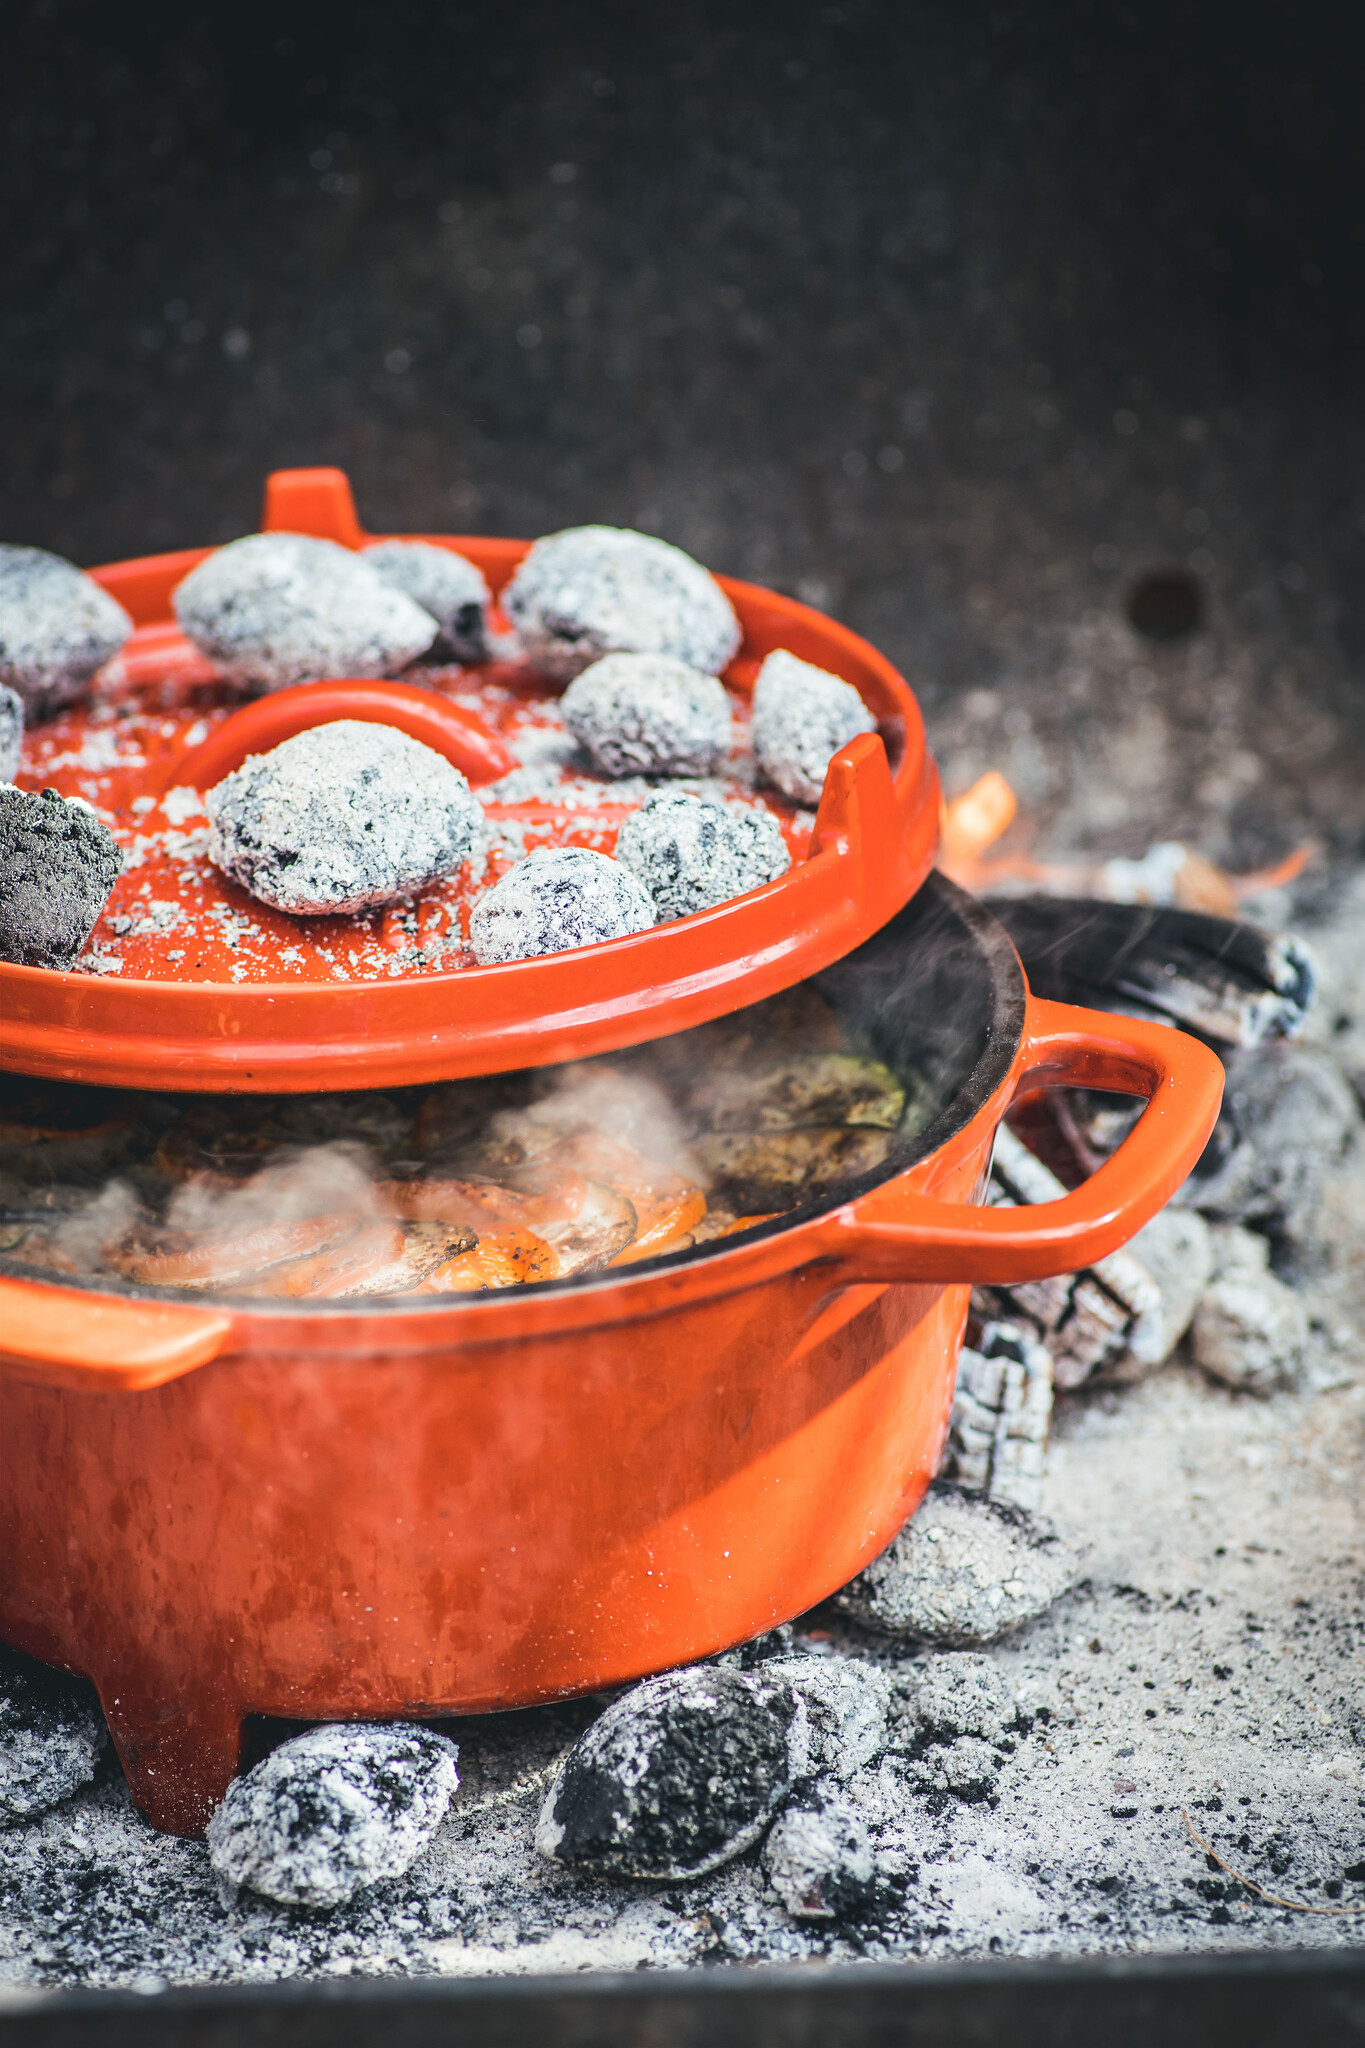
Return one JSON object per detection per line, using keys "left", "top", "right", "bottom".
{"left": 420, "top": 1230, "right": 560, "bottom": 1292}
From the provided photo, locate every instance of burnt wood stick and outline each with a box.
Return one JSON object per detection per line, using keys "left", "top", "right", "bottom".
{"left": 986, "top": 896, "right": 1315, "bottom": 1048}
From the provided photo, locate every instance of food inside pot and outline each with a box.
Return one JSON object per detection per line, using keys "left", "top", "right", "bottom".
{"left": 0, "top": 980, "right": 936, "bottom": 1301}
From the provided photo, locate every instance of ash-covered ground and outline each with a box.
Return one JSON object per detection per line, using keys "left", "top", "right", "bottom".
{"left": 2, "top": 875, "right": 1362, "bottom": 1998}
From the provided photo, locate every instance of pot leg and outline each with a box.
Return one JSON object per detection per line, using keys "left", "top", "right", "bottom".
{"left": 98, "top": 1687, "right": 244, "bottom": 1837}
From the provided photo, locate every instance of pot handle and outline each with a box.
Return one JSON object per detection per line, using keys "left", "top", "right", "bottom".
{"left": 0, "top": 1280, "right": 233, "bottom": 1393}
{"left": 160, "top": 678, "right": 517, "bottom": 794}
{"left": 820, "top": 996, "right": 1224, "bottom": 1284}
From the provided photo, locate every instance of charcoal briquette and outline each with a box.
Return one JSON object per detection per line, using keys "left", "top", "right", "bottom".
{"left": 0, "top": 682, "right": 23, "bottom": 781}
{"left": 503, "top": 526, "right": 741, "bottom": 684}
{"left": 174, "top": 533, "right": 437, "bottom": 694}
{"left": 206, "top": 1722, "right": 459, "bottom": 1909}
{"left": 362, "top": 539, "right": 491, "bottom": 663}
{"left": 0, "top": 545, "right": 132, "bottom": 719}
{"left": 535, "top": 1664, "right": 805, "bottom": 1880}
{"left": 0, "top": 785, "right": 122, "bottom": 967}
{"left": 205, "top": 720, "right": 481, "bottom": 915}
{"left": 750, "top": 648, "right": 877, "bottom": 805}
{"left": 615, "top": 788, "right": 790, "bottom": 921}
{"left": 468, "top": 844, "right": 655, "bottom": 964}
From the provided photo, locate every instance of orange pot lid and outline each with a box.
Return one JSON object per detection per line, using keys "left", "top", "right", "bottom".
{"left": 0, "top": 469, "right": 940, "bottom": 1091}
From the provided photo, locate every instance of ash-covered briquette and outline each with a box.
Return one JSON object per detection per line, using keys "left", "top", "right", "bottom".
{"left": 362, "top": 539, "right": 491, "bottom": 663}
{"left": 0, "top": 1644, "right": 106, "bottom": 1822}
{"left": 502, "top": 525, "right": 742, "bottom": 685}
{"left": 205, "top": 721, "right": 481, "bottom": 916}
{"left": 0, "top": 682, "right": 22, "bottom": 780}
{"left": 0, "top": 786, "right": 122, "bottom": 968}
{"left": 536, "top": 1665, "right": 806, "bottom": 1881}
{"left": 760, "top": 1654, "right": 892, "bottom": 1781}
{"left": 559, "top": 652, "right": 732, "bottom": 777}
{"left": 762, "top": 1789, "right": 878, "bottom": 1921}
{"left": 749, "top": 648, "right": 878, "bottom": 805}
{"left": 615, "top": 789, "right": 791, "bottom": 923}
{"left": 0, "top": 545, "right": 132, "bottom": 719}
{"left": 833, "top": 1481, "right": 1086, "bottom": 1648}
{"left": 467, "top": 845, "right": 655, "bottom": 965}
{"left": 174, "top": 533, "right": 438, "bottom": 694}
{"left": 206, "top": 1723, "right": 459, "bottom": 1910}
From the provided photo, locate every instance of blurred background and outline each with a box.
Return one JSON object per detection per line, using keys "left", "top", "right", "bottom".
{"left": 3, "top": 0, "right": 1363, "bottom": 869}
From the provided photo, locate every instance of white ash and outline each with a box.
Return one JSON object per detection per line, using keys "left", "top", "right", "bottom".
{"left": 945, "top": 1320, "right": 1054, "bottom": 1512}
{"left": 834, "top": 1482, "right": 1087, "bottom": 1648}
{"left": 763, "top": 1789, "right": 877, "bottom": 1921}
{"left": 749, "top": 648, "right": 877, "bottom": 805}
{"left": 0, "top": 682, "right": 22, "bottom": 781}
{"left": 0, "top": 544, "right": 132, "bottom": 718}
{"left": 1191, "top": 1225, "right": 1310, "bottom": 1396}
{"left": 206, "top": 1724, "right": 459, "bottom": 1910}
{"left": 535, "top": 1666, "right": 806, "bottom": 1880}
{"left": 616, "top": 789, "right": 791, "bottom": 922}
{"left": 468, "top": 845, "right": 655, "bottom": 964}
{"left": 560, "top": 652, "right": 732, "bottom": 777}
{"left": 0, "top": 1646, "right": 106, "bottom": 1822}
{"left": 205, "top": 721, "right": 481, "bottom": 915}
{"left": 362, "top": 540, "right": 491, "bottom": 663}
{"left": 502, "top": 525, "right": 741, "bottom": 684}
{"left": 174, "top": 533, "right": 437, "bottom": 694}
{"left": 0, "top": 784, "right": 123, "bottom": 967}
{"left": 758, "top": 1655, "right": 893, "bottom": 1782}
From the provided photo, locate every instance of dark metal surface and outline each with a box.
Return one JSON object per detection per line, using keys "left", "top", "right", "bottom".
{"left": 4, "top": 1948, "right": 1365, "bottom": 2048}
{"left": 2, "top": 1, "right": 1364, "bottom": 861}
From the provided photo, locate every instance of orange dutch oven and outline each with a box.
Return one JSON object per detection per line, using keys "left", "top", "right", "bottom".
{"left": 0, "top": 880, "right": 1223, "bottom": 1836}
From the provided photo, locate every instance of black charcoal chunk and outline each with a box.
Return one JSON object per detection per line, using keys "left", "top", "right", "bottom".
{"left": 206, "top": 1722, "right": 459, "bottom": 1909}
{"left": 750, "top": 649, "right": 877, "bottom": 805}
{"left": 0, "top": 1644, "right": 106, "bottom": 1822}
{"left": 0, "top": 683, "right": 23, "bottom": 781}
{"left": 833, "top": 1481, "right": 1086, "bottom": 1648}
{"left": 205, "top": 720, "right": 481, "bottom": 915}
{"left": 616, "top": 789, "right": 791, "bottom": 921}
{"left": 503, "top": 526, "right": 741, "bottom": 684}
{"left": 0, "top": 546, "right": 132, "bottom": 718}
{"left": 468, "top": 845, "right": 655, "bottom": 964}
{"left": 560, "top": 652, "right": 732, "bottom": 777}
{"left": 174, "top": 533, "right": 437, "bottom": 694}
{"left": 535, "top": 1665, "right": 806, "bottom": 1880}
{"left": 763, "top": 1787, "right": 877, "bottom": 1921}
{"left": 362, "top": 540, "right": 491, "bottom": 663}
{"left": 0, "top": 785, "right": 122, "bottom": 967}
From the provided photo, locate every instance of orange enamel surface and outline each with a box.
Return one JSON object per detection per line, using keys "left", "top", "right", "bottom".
{"left": 0, "top": 987, "right": 1222, "bottom": 1837}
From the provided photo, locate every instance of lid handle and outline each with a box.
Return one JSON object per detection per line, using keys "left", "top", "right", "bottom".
{"left": 261, "top": 467, "right": 366, "bottom": 548}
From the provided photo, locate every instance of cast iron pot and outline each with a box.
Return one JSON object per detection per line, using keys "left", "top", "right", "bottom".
{"left": 0, "top": 877, "right": 1223, "bottom": 1835}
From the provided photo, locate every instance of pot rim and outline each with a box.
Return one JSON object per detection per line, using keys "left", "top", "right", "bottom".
{"left": 0, "top": 876, "right": 1027, "bottom": 1327}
